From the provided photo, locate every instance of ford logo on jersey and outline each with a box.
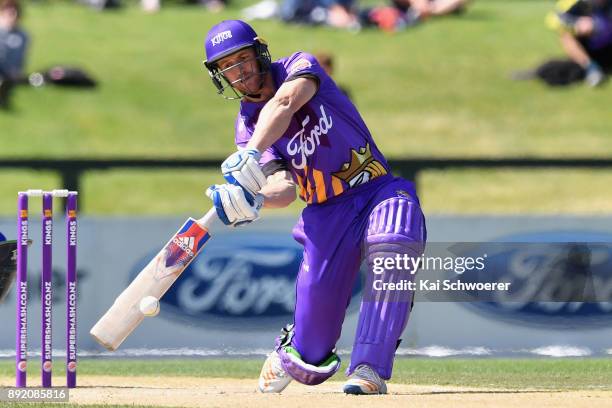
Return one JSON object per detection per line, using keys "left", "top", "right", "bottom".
{"left": 131, "top": 232, "right": 363, "bottom": 328}
{"left": 453, "top": 231, "right": 612, "bottom": 329}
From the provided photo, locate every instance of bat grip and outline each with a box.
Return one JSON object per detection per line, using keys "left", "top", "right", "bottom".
{"left": 195, "top": 208, "right": 220, "bottom": 233}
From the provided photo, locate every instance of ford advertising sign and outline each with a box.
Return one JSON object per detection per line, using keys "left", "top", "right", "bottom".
{"left": 452, "top": 231, "right": 612, "bottom": 329}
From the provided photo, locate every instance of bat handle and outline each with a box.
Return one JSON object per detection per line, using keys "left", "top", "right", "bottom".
{"left": 195, "top": 208, "right": 220, "bottom": 233}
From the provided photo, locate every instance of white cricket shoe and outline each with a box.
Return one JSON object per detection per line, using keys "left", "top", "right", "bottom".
{"left": 343, "top": 364, "right": 387, "bottom": 395}
{"left": 258, "top": 350, "right": 292, "bottom": 393}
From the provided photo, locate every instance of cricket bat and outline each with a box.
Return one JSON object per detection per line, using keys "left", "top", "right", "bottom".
{"left": 90, "top": 209, "right": 218, "bottom": 351}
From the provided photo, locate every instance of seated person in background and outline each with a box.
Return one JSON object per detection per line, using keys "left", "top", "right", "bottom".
{"left": 361, "top": 0, "right": 468, "bottom": 32}
{"left": 541, "top": 0, "right": 612, "bottom": 87}
{"left": 140, "top": 0, "right": 227, "bottom": 15}
{"left": 0, "top": 0, "right": 28, "bottom": 109}
{"left": 397, "top": 0, "right": 467, "bottom": 19}
{"left": 280, "top": 0, "right": 360, "bottom": 30}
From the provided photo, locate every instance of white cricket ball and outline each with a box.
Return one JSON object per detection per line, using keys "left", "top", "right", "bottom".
{"left": 139, "top": 296, "right": 160, "bottom": 317}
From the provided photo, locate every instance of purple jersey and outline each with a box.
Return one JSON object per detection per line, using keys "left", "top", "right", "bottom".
{"left": 235, "top": 52, "right": 390, "bottom": 205}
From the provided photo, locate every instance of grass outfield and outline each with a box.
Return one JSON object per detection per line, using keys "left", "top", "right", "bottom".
{"left": 2, "top": 1, "right": 612, "bottom": 215}
{"left": 1, "top": 358, "right": 611, "bottom": 390}
{"left": 5, "top": 0, "right": 588, "bottom": 159}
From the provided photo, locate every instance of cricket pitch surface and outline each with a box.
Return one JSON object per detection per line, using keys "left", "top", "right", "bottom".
{"left": 2, "top": 376, "right": 611, "bottom": 408}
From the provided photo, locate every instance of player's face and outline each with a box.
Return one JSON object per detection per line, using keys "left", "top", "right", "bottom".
{"left": 0, "top": 8, "right": 19, "bottom": 30}
{"left": 217, "top": 48, "right": 262, "bottom": 95}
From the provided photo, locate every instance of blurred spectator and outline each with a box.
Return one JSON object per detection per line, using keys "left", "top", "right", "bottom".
{"left": 361, "top": 0, "right": 468, "bottom": 32}
{"left": 200, "top": 0, "right": 227, "bottom": 13}
{"left": 242, "top": 0, "right": 279, "bottom": 21}
{"left": 81, "top": 0, "right": 122, "bottom": 11}
{"left": 394, "top": 0, "right": 467, "bottom": 19}
{"left": 280, "top": 0, "right": 360, "bottom": 30}
{"left": 140, "top": 0, "right": 227, "bottom": 14}
{"left": 517, "top": 0, "right": 612, "bottom": 87}
{"left": 360, "top": 5, "right": 414, "bottom": 31}
{"left": 315, "top": 51, "right": 352, "bottom": 99}
{"left": 141, "top": 0, "right": 161, "bottom": 13}
{"left": 0, "top": 0, "right": 28, "bottom": 110}
{"left": 544, "top": 0, "right": 612, "bottom": 86}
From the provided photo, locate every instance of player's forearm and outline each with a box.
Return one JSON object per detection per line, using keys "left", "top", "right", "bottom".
{"left": 246, "top": 77, "right": 317, "bottom": 153}
{"left": 260, "top": 178, "right": 297, "bottom": 208}
{"left": 560, "top": 31, "right": 591, "bottom": 67}
{"left": 246, "top": 96, "right": 295, "bottom": 153}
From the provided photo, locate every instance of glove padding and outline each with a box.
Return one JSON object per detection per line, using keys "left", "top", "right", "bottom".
{"left": 206, "top": 184, "right": 263, "bottom": 227}
{"left": 221, "top": 148, "right": 267, "bottom": 202}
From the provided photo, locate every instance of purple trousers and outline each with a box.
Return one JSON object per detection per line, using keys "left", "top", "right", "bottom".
{"left": 291, "top": 175, "right": 426, "bottom": 380}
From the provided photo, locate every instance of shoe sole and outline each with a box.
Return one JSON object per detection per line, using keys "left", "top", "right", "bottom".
{"left": 343, "top": 384, "right": 386, "bottom": 395}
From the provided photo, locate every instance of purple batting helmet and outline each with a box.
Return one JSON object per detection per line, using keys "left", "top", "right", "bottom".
{"left": 203, "top": 20, "right": 271, "bottom": 99}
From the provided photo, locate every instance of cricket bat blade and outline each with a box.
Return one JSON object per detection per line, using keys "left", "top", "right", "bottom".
{"left": 90, "top": 209, "right": 217, "bottom": 351}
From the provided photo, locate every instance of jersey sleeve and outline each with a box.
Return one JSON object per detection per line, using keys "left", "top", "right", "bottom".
{"left": 283, "top": 52, "right": 331, "bottom": 90}
{"left": 545, "top": 0, "right": 588, "bottom": 33}
{"left": 234, "top": 114, "right": 287, "bottom": 177}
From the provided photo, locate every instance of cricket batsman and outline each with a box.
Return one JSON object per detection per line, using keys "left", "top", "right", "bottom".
{"left": 203, "top": 20, "right": 426, "bottom": 395}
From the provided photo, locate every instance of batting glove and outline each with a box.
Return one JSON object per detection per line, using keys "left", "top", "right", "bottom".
{"left": 221, "top": 148, "right": 268, "bottom": 202}
{"left": 206, "top": 184, "right": 264, "bottom": 227}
